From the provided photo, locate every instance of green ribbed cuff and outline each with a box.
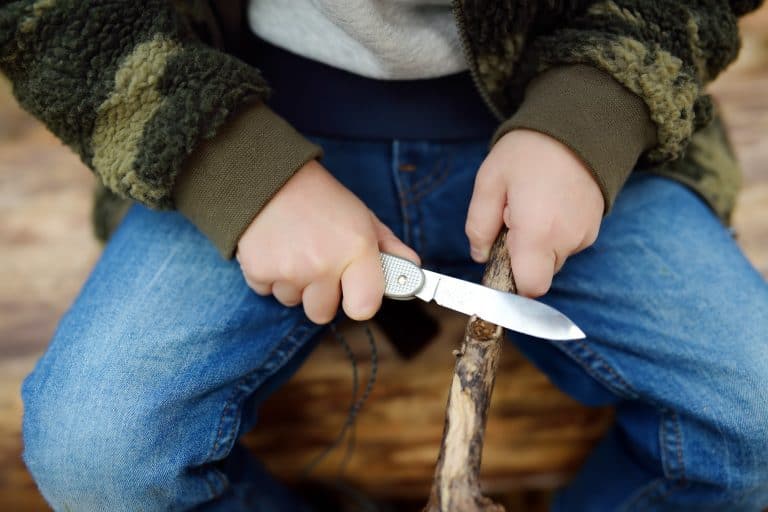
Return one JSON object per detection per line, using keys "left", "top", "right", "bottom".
{"left": 493, "top": 65, "right": 657, "bottom": 213}
{"left": 173, "top": 103, "right": 323, "bottom": 258}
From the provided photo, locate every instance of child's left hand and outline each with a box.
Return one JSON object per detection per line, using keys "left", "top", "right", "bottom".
{"left": 465, "top": 129, "right": 605, "bottom": 298}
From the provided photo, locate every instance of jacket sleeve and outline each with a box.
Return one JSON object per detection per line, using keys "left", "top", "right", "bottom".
{"left": 0, "top": 0, "right": 321, "bottom": 257}
{"left": 494, "top": 0, "right": 762, "bottom": 211}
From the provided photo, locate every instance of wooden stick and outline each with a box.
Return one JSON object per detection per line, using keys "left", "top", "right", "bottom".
{"left": 424, "top": 230, "right": 513, "bottom": 512}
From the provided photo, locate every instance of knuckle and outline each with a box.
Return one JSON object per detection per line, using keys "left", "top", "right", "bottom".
{"left": 305, "top": 252, "right": 331, "bottom": 277}
{"left": 238, "top": 252, "right": 272, "bottom": 281}
{"left": 241, "top": 261, "right": 267, "bottom": 283}
{"left": 276, "top": 258, "right": 301, "bottom": 283}
{"left": 349, "top": 232, "right": 376, "bottom": 256}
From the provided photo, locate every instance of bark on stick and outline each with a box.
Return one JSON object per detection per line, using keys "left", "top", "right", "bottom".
{"left": 424, "top": 230, "right": 513, "bottom": 512}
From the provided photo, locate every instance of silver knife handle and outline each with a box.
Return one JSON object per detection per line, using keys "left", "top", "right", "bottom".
{"left": 380, "top": 253, "right": 425, "bottom": 300}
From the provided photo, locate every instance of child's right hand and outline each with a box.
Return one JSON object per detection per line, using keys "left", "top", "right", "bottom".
{"left": 236, "top": 160, "right": 420, "bottom": 324}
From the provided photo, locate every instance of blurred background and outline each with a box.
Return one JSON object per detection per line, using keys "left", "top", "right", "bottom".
{"left": 1, "top": 7, "right": 766, "bottom": 511}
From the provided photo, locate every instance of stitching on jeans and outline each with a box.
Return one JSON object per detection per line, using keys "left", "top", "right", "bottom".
{"left": 659, "top": 410, "right": 687, "bottom": 483}
{"left": 408, "top": 166, "right": 450, "bottom": 205}
{"left": 553, "top": 337, "right": 639, "bottom": 399}
{"left": 552, "top": 340, "right": 694, "bottom": 510}
{"left": 199, "top": 319, "right": 319, "bottom": 499}
{"left": 619, "top": 411, "right": 689, "bottom": 510}
{"left": 202, "top": 319, "right": 318, "bottom": 469}
{"left": 673, "top": 411, "right": 687, "bottom": 483}
{"left": 391, "top": 140, "right": 413, "bottom": 248}
{"left": 542, "top": 325, "right": 702, "bottom": 510}
{"left": 651, "top": 412, "right": 690, "bottom": 508}
{"left": 575, "top": 339, "right": 637, "bottom": 396}
{"left": 409, "top": 155, "right": 446, "bottom": 192}
{"left": 215, "top": 321, "right": 315, "bottom": 454}
{"left": 660, "top": 407, "right": 672, "bottom": 477}
{"left": 405, "top": 158, "right": 451, "bottom": 205}
{"left": 547, "top": 336, "right": 694, "bottom": 508}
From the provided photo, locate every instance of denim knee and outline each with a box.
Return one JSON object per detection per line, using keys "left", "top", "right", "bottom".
{"left": 692, "top": 353, "right": 768, "bottom": 507}
{"left": 23, "top": 369, "right": 146, "bottom": 509}
{"left": 21, "top": 352, "right": 215, "bottom": 510}
{"left": 721, "top": 367, "right": 768, "bottom": 492}
{"left": 710, "top": 311, "right": 768, "bottom": 495}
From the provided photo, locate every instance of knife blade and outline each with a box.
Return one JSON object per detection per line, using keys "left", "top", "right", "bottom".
{"left": 380, "top": 252, "right": 585, "bottom": 341}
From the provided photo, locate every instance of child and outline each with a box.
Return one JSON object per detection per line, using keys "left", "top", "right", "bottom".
{"left": 4, "top": 1, "right": 767, "bottom": 510}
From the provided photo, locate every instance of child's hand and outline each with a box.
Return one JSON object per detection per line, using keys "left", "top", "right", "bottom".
{"left": 466, "top": 129, "right": 604, "bottom": 298}
{"left": 236, "top": 160, "right": 419, "bottom": 324}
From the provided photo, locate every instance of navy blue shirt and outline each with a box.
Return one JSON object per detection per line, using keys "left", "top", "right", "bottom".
{"left": 243, "top": 35, "right": 499, "bottom": 141}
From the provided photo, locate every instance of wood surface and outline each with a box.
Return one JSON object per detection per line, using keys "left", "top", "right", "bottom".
{"left": 423, "top": 233, "right": 512, "bottom": 512}
{"left": 1, "top": 8, "right": 767, "bottom": 510}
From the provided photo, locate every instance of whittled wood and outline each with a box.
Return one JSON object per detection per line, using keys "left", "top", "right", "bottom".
{"left": 424, "top": 232, "right": 513, "bottom": 512}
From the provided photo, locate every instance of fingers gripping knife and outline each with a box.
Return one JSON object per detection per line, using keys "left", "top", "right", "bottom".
{"left": 380, "top": 252, "right": 585, "bottom": 341}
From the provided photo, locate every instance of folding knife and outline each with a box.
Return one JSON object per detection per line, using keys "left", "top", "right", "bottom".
{"left": 380, "top": 252, "right": 585, "bottom": 341}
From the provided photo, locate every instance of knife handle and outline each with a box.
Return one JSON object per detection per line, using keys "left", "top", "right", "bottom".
{"left": 380, "top": 253, "right": 425, "bottom": 300}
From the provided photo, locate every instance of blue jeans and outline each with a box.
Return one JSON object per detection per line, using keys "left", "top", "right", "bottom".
{"left": 22, "top": 136, "right": 768, "bottom": 511}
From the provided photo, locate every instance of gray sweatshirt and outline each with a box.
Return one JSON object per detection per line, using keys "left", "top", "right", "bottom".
{"left": 247, "top": 0, "right": 467, "bottom": 80}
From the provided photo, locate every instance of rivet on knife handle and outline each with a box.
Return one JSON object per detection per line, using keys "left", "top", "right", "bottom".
{"left": 380, "top": 253, "right": 425, "bottom": 300}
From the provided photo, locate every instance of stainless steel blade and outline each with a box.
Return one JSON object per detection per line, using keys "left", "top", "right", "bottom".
{"left": 415, "top": 270, "right": 585, "bottom": 340}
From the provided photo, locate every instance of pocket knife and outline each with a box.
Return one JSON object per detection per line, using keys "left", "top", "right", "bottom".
{"left": 380, "top": 252, "right": 585, "bottom": 341}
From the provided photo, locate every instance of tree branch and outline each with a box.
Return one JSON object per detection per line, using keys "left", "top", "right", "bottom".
{"left": 425, "top": 230, "right": 513, "bottom": 512}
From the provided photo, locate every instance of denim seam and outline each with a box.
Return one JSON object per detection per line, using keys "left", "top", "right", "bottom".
{"left": 551, "top": 338, "right": 695, "bottom": 509}
{"left": 405, "top": 158, "right": 451, "bottom": 205}
{"left": 408, "top": 155, "right": 447, "bottom": 192}
{"left": 211, "top": 320, "right": 316, "bottom": 456}
{"left": 552, "top": 337, "right": 640, "bottom": 399}
{"left": 619, "top": 410, "right": 689, "bottom": 510}
{"left": 669, "top": 410, "right": 687, "bottom": 482}
{"left": 391, "top": 140, "right": 414, "bottom": 248}
{"left": 200, "top": 319, "right": 318, "bottom": 497}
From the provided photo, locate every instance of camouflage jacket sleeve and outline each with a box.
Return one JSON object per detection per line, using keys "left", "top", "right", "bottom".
{"left": 0, "top": 1, "right": 321, "bottom": 257}
{"left": 493, "top": 0, "right": 761, "bottom": 212}
{"left": 525, "top": 0, "right": 762, "bottom": 163}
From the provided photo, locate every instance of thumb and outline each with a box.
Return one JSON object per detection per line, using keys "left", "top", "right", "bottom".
{"left": 371, "top": 214, "right": 421, "bottom": 266}
{"left": 465, "top": 168, "right": 506, "bottom": 263}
